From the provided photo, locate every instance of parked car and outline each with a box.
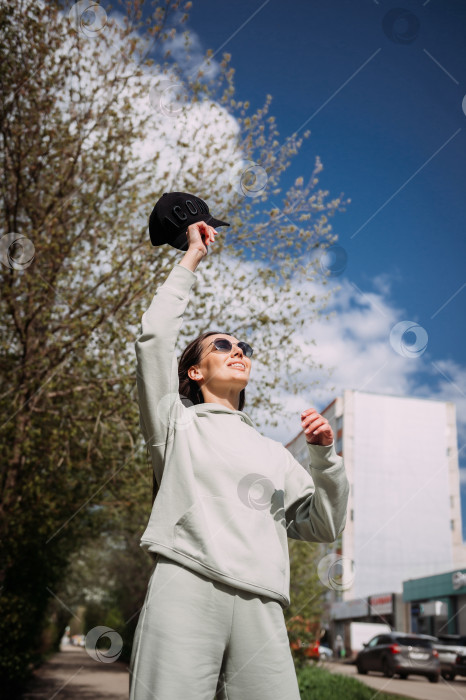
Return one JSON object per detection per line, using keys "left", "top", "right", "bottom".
{"left": 306, "top": 643, "right": 334, "bottom": 661}
{"left": 292, "top": 640, "right": 334, "bottom": 662}
{"left": 454, "top": 650, "right": 466, "bottom": 679}
{"left": 287, "top": 616, "right": 333, "bottom": 662}
{"left": 356, "top": 631, "right": 440, "bottom": 683}
{"left": 433, "top": 634, "right": 466, "bottom": 681}
{"left": 318, "top": 645, "right": 334, "bottom": 661}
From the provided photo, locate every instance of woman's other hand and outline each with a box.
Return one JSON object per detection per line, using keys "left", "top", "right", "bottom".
{"left": 186, "top": 221, "right": 218, "bottom": 257}
{"left": 300, "top": 408, "right": 334, "bottom": 446}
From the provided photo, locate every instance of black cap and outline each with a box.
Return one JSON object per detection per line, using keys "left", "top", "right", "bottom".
{"left": 149, "top": 192, "right": 230, "bottom": 251}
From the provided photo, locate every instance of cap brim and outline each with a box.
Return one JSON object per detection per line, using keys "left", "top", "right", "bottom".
{"left": 206, "top": 215, "right": 230, "bottom": 229}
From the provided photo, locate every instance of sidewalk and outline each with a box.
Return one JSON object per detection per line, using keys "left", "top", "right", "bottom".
{"left": 22, "top": 644, "right": 129, "bottom": 699}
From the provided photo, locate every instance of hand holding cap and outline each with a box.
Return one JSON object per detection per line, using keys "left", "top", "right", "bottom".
{"left": 148, "top": 192, "right": 230, "bottom": 251}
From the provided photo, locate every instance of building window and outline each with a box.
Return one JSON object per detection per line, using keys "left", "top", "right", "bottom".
{"left": 350, "top": 509, "right": 354, "bottom": 521}
{"left": 336, "top": 415, "right": 343, "bottom": 431}
{"left": 447, "top": 447, "right": 451, "bottom": 457}
{"left": 451, "top": 495, "right": 454, "bottom": 508}
{"left": 451, "top": 519, "right": 455, "bottom": 531}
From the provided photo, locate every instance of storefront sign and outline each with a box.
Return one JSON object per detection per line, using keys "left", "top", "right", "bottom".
{"left": 420, "top": 600, "right": 448, "bottom": 617}
{"left": 369, "top": 594, "right": 393, "bottom": 615}
{"left": 331, "top": 598, "right": 368, "bottom": 620}
{"left": 453, "top": 572, "right": 466, "bottom": 590}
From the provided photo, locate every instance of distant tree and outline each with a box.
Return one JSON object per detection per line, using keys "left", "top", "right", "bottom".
{"left": 0, "top": 0, "right": 349, "bottom": 694}
{"left": 45, "top": 527, "right": 154, "bottom": 664}
{"left": 286, "top": 539, "right": 328, "bottom": 668}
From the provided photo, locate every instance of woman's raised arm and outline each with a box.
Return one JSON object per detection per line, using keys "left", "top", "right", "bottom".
{"left": 134, "top": 221, "right": 219, "bottom": 452}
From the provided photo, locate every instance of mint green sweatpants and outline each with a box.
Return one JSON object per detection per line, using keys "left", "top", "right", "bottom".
{"left": 128, "top": 553, "right": 301, "bottom": 700}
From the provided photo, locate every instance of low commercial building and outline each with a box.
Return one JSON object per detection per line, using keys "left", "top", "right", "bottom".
{"left": 404, "top": 568, "right": 466, "bottom": 636}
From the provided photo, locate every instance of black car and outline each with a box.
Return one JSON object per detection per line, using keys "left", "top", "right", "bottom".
{"left": 356, "top": 631, "right": 440, "bottom": 683}
{"left": 433, "top": 634, "right": 466, "bottom": 680}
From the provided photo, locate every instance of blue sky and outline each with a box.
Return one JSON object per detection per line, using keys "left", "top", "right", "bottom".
{"left": 182, "top": 0, "right": 466, "bottom": 534}
{"left": 185, "top": 0, "right": 465, "bottom": 358}
{"left": 65, "top": 0, "right": 466, "bottom": 536}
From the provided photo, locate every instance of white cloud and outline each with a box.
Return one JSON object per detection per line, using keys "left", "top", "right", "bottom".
{"left": 55, "top": 3, "right": 466, "bottom": 468}
{"left": 162, "top": 23, "right": 222, "bottom": 82}
{"left": 250, "top": 272, "right": 466, "bottom": 463}
{"left": 55, "top": 2, "right": 241, "bottom": 210}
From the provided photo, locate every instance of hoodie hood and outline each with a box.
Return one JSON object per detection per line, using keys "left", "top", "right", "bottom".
{"left": 192, "top": 402, "right": 256, "bottom": 428}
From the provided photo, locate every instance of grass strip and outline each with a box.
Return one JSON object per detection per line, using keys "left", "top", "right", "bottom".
{"left": 297, "top": 665, "right": 414, "bottom": 700}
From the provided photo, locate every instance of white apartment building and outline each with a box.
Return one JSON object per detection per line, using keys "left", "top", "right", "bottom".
{"left": 286, "top": 390, "right": 466, "bottom": 603}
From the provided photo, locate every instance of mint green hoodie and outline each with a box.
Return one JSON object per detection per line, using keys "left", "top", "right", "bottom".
{"left": 135, "top": 263, "right": 349, "bottom": 609}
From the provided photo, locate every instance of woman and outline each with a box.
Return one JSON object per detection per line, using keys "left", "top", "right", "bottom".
{"left": 129, "top": 221, "right": 349, "bottom": 700}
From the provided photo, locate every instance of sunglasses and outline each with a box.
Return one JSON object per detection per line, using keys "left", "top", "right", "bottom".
{"left": 204, "top": 338, "right": 254, "bottom": 359}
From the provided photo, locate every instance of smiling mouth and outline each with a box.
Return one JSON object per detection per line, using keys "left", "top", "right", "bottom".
{"left": 229, "top": 363, "right": 245, "bottom": 370}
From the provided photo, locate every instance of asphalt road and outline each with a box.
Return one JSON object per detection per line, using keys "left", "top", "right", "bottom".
{"left": 326, "top": 660, "right": 466, "bottom": 700}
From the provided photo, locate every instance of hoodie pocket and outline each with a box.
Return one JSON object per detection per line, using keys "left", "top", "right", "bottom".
{"left": 173, "top": 495, "right": 286, "bottom": 581}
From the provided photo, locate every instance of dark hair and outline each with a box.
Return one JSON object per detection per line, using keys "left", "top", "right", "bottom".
{"left": 150, "top": 330, "right": 246, "bottom": 505}
{"left": 178, "top": 330, "right": 246, "bottom": 412}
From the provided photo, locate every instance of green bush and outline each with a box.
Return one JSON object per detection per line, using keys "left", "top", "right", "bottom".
{"left": 297, "top": 665, "right": 413, "bottom": 700}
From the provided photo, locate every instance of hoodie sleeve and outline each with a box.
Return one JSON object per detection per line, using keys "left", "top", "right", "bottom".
{"left": 283, "top": 442, "right": 349, "bottom": 543}
{"left": 134, "top": 263, "right": 197, "bottom": 449}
